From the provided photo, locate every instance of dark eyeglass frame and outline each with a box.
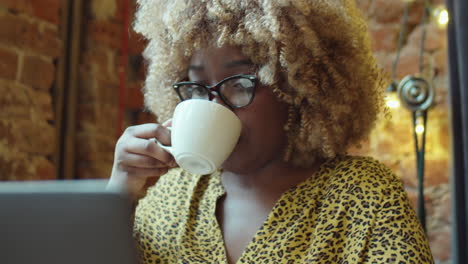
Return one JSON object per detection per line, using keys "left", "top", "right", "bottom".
{"left": 172, "top": 74, "right": 257, "bottom": 109}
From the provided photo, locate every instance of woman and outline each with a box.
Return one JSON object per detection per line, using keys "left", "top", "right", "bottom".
{"left": 109, "top": 0, "right": 434, "bottom": 263}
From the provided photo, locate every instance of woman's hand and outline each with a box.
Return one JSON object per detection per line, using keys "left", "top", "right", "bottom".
{"left": 108, "top": 121, "right": 176, "bottom": 200}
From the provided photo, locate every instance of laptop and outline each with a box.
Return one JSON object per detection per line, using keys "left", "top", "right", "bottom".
{"left": 0, "top": 180, "right": 138, "bottom": 264}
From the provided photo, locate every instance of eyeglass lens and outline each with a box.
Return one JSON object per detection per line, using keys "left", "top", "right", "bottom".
{"left": 178, "top": 76, "right": 254, "bottom": 107}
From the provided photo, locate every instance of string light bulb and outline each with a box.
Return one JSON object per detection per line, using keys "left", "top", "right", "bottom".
{"left": 415, "top": 123, "right": 425, "bottom": 135}
{"left": 386, "top": 93, "right": 401, "bottom": 109}
{"left": 415, "top": 115, "right": 425, "bottom": 135}
{"left": 385, "top": 81, "right": 400, "bottom": 109}
{"left": 432, "top": 6, "right": 449, "bottom": 28}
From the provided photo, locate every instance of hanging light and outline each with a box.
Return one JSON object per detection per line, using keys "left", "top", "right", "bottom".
{"left": 397, "top": 75, "right": 434, "bottom": 112}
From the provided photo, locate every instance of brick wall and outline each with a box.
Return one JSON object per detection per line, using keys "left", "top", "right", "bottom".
{"left": 0, "top": 0, "right": 61, "bottom": 181}
{"left": 76, "top": 0, "right": 150, "bottom": 179}
{"left": 355, "top": 0, "right": 450, "bottom": 262}
{"left": 0, "top": 0, "right": 149, "bottom": 180}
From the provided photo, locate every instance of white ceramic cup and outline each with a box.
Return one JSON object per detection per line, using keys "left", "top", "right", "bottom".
{"left": 157, "top": 99, "right": 242, "bottom": 175}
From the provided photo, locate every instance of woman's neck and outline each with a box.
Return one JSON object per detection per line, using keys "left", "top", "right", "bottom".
{"left": 220, "top": 159, "right": 320, "bottom": 199}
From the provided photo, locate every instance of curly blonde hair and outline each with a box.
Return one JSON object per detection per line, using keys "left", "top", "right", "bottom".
{"left": 134, "top": 0, "right": 385, "bottom": 167}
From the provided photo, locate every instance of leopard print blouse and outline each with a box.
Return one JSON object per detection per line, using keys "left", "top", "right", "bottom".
{"left": 133, "top": 156, "right": 434, "bottom": 263}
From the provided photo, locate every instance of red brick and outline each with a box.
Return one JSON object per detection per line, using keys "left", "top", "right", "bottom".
{"left": 38, "top": 26, "right": 62, "bottom": 56}
{"left": 398, "top": 155, "right": 417, "bottom": 188}
{"left": 374, "top": 49, "right": 429, "bottom": 80}
{"left": 433, "top": 78, "right": 448, "bottom": 106}
{"left": 0, "top": 120, "right": 14, "bottom": 147}
{"left": 12, "top": 119, "right": 55, "bottom": 155}
{"left": 405, "top": 187, "right": 434, "bottom": 215}
{"left": 0, "top": 0, "right": 33, "bottom": 15}
{"left": 375, "top": 135, "right": 412, "bottom": 157}
{"left": 136, "top": 111, "right": 156, "bottom": 125}
{"left": 0, "top": 0, "right": 60, "bottom": 24}
{"left": 129, "top": 30, "right": 147, "bottom": 54}
{"left": 20, "top": 55, "right": 55, "bottom": 91}
{"left": 76, "top": 162, "right": 93, "bottom": 179}
{"left": 438, "top": 191, "right": 451, "bottom": 224}
{"left": 399, "top": 155, "right": 449, "bottom": 188}
{"left": 96, "top": 102, "right": 120, "bottom": 135}
{"left": 31, "top": 0, "right": 60, "bottom": 24}
{"left": 0, "top": 14, "right": 21, "bottom": 46}
{"left": 407, "top": 1, "right": 425, "bottom": 26}
{"left": 126, "top": 82, "right": 144, "bottom": 109}
{"left": 369, "top": 0, "right": 425, "bottom": 26}
{"left": 0, "top": 80, "right": 31, "bottom": 119}
{"left": 405, "top": 188, "right": 418, "bottom": 210}
{"left": 82, "top": 42, "right": 109, "bottom": 75}
{"left": 115, "top": 0, "right": 138, "bottom": 22}
{"left": 96, "top": 78, "right": 120, "bottom": 104}
{"left": 95, "top": 135, "right": 116, "bottom": 162}
{"left": 424, "top": 191, "right": 437, "bottom": 221}
{"left": 424, "top": 158, "right": 449, "bottom": 186}
{"left": 77, "top": 102, "right": 97, "bottom": 129}
{"left": 77, "top": 71, "right": 97, "bottom": 102}
{"left": 94, "top": 162, "right": 113, "bottom": 178}
{"left": 33, "top": 156, "right": 56, "bottom": 180}
{"left": 433, "top": 48, "right": 448, "bottom": 76}
{"left": 393, "top": 45, "right": 430, "bottom": 79}
{"left": 30, "top": 89, "right": 54, "bottom": 121}
{"left": 137, "top": 56, "right": 146, "bottom": 80}
{"left": 347, "top": 139, "right": 371, "bottom": 156}
{"left": 408, "top": 23, "right": 447, "bottom": 52}
{"left": 14, "top": 19, "right": 45, "bottom": 54}
{"left": 76, "top": 133, "right": 115, "bottom": 164}
{"left": 19, "top": 24, "right": 62, "bottom": 58}
{"left": 437, "top": 106, "right": 450, "bottom": 151}
{"left": 373, "top": 51, "right": 392, "bottom": 74}
{"left": 78, "top": 161, "right": 113, "bottom": 179}
{"left": 0, "top": 154, "right": 37, "bottom": 181}
{"left": 0, "top": 155, "right": 13, "bottom": 181}
{"left": 0, "top": 14, "right": 61, "bottom": 57}
{"left": 428, "top": 228, "right": 451, "bottom": 261}
{"left": 114, "top": 0, "right": 125, "bottom": 22}
{"left": 0, "top": 46, "right": 18, "bottom": 80}
{"left": 77, "top": 101, "right": 118, "bottom": 136}
{"left": 81, "top": 41, "right": 120, "bottom": 82}
{"left": 91, "top": 0, "right": 118, "bottom": 20}
{"left": 369, "top": 0, "right": 406, "bottom": 23}
{"left": 369, "top": 23, "right": 400, "bottom": 52}
{"left": 432, "top": 0, "right": 446, "bottom": 5}
{"left": 373, "top": 112, "right": 414, "bottom": 157}
{"left": 76, "top": 133, "right": 98, "bottom": 162}
{"left": 87, "top": 20, "right": 122, "bottom": 50}
{"left": 425, "top": 107, "right": 450, "bottom": 151}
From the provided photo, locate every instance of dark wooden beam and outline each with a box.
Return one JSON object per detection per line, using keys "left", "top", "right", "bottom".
{"left": 54, "top": 0, "right": 71, "bottom": 180}
{"left": 63, "top": 0, "right": 84, "bottom": 179}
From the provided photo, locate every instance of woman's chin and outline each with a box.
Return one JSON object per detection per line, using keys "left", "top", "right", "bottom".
{"left": 222, "top": 138, "right": 251, "bottom": 172}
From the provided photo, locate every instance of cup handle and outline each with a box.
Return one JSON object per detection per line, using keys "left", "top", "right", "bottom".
{"left": 154, "top": 127, "right": 173, "bottom": 155}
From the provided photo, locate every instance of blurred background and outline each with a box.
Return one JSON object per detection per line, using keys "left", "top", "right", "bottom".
{"left": 0, "top": 0, "right": 452, "bottom": 263}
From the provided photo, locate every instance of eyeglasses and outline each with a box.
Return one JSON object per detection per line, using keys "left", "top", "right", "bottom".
{"left": 173, "top": 74, "right": 257, "bottom": 109}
